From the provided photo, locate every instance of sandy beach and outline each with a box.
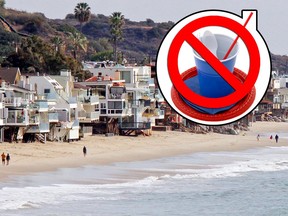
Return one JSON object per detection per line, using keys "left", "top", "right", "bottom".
{"left": 0, "top": 121, "right": 287, "bottom": 181}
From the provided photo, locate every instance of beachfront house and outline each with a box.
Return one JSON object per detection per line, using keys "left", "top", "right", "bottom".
{"left": 1, "top": 75, "right": 41, "bottom": 142}
{"left": 78, "top": 73, "right": 132, "bottom": 134}
{"left": 29, "top": 70, "right": 79, "bottom": 142}
{"left": 72, "top": 83, "right": 100, "bottom": 137}
{"left": 0, "top": 88, "right": 7, "bottom": 142}
{"left": 86, "top": 65, "right": 164, "bottom": 134}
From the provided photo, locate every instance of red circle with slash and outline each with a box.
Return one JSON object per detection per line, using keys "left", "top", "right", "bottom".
{"left": 168, "top": 15, "right": 260, "bottom": 109}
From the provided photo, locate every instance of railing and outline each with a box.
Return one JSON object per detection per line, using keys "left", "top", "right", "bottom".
{"left": 78, "top": 110, "right": 99, "bottom": 120}
{"left": 78, "top": 110, "right": 87, "bottom": 118}
{"left": 34, "top": 101, "right": 49, "bottom": 112}
{"left": 86, "top": 111, "right": 100, "bottom": 119}
{"left": 29, "top": 115, "right": 40, "bottom": 125}
{"left": 78, "top": 95, "right": 99, "bottom": 104}
{"left": 119, "top": 122, "right": 151, "bottom": 130}
{"left": 108, "top": 94, "right": 126, "bottom": 99}
{"left": 7, "top": 116, "right": 28, "bottom": 124}
{"left": 26, "top": 123, "right": 49, "bottom": 133}
{"left": 6, "top": 110, "right": 29, "bottom": 125}
{"left": 4, "top": 97, "right": 29, "bottom": 107}
{"left": 29, "top": 103, "right": 40, "bottom": 110}
{"left": 137, "top": 79, "right": 149, "bottom": 86}
{"left": 29, "top": 101, "right": 48, "bottom": 112}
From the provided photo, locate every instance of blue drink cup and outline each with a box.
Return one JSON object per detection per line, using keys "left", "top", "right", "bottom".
{"left": 194, "top": 34, "right": 239, "bottom": 99}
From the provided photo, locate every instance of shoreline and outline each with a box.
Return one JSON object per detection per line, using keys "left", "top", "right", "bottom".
{"left": 0, "top": 122, "right": 287, "bottom": 182}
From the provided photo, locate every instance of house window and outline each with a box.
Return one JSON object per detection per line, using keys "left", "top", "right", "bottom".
{"left": 120, "top": 71, "right": 131, "bottom": 83}
{"left": 108, "top": 101, "right": 122, "bottom": 109}
{"left": 44, "top": 89, "right": 51, "bottom": 94}
{"left": 95, "top": 104, "right": 99, "bottom": 112}
{"left": 100, "top": 103, "right": 106, "bottom": 109}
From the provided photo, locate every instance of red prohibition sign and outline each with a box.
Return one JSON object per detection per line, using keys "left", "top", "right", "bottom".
{"left": 168, "top": 15, "right": 260, "bottom": 108}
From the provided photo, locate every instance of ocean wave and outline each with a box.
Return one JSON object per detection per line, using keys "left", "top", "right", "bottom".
{"left": 2, "top": 147, "right": 288, "bottom": 211}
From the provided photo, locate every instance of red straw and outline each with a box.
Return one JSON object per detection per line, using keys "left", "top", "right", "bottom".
{"left": 223, "top": 12, "right": 253, "bottom": 60}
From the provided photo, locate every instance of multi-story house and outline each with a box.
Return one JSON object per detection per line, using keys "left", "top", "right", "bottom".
{"left": 29, "top": 70, "right": 79, "bottom": 142}
{"left": 78, "top": 74, "right": 132, "bottom": 134}
{"left": 86, "top": 65, "right": 164, "bottom": 134}
{"left": 0, "top": 74, "right": 49, "bottom": 142}
{"left": 72, "top": 83, "right": 100, "bottom": 137}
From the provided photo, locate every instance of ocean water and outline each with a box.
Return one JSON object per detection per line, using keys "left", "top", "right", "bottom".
{"left": 1, "top": 146, "right": 288, "bottom": 216}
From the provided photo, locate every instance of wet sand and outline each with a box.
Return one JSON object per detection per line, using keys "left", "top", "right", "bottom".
{"left": 0, "top": 121, "right": 287, "bottom": 181}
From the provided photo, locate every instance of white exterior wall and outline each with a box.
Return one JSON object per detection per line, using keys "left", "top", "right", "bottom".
{"left": 279, "top": 77, "right": 288, "bottom": 88}
{"left": 273, "top": 79, "right": 280, "bottom": 89}
{"left": 29, "top": 76, "right": 69, "bottom": 110}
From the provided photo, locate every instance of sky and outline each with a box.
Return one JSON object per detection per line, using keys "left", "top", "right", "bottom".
{"left": 5, "top": 0, "right": 288, "bottom": 55}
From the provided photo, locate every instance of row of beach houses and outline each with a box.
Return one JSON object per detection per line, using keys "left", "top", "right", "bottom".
{"left": 256, "top": 72, "right": 288, "bottom": 120}
{"left": 0, "top": 64, "right": 168, "bottom": 143}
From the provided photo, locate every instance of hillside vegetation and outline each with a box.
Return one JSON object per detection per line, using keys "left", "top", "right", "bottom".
{"left": 0, "top": 6, "right": 286, "bottom": 77}
{"left": 0, "top": 8, "right": 173, "bottom": 64}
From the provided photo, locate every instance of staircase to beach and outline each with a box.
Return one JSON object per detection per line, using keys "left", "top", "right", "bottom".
{"left": 35, "top": 133, "right": 45, "bottom": 143}
{"left": 0, "top": 14, "right": 30, "bottom": 37}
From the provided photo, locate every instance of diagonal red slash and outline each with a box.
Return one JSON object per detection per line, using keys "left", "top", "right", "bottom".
{"left": 223, "top": 12, "right": 253, "bottom": 60}
{"left": 185, "top": 13, "right": 253, "bottom": 91}
{"left": 186, "top": 34, "right": 243, "bottom": 90}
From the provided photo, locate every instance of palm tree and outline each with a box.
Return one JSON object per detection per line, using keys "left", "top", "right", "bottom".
{"left": 109, "top": 12, "right": 125, "bottom": 64}
{"left": 50, "top": 36, "right": 64, "bottom": 53}
{"left": 74, "top": 2, "right": 91, "bottom": 32}
{"left": 67, "top": 30, "right": 88, "bottom": 60}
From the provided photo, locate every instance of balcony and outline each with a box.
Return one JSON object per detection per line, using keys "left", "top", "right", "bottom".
{"left": 6, "top": 110, "right": 29, "bottom": 126}
{"left": 109, "top": 86, "right": 126, "bottom": 100}
{"left": 137, "top": 79, "right": 149, "bottom": 86}
{"left": 79, "top": 95, "right": 99, "bottom": 105}
{"left": 86, "top": 111, "right": 100, "bottom": 120}
{"left": 78, "top": 110, "right": 87, "bottom": 120}
{"left": 29, "top": 114, "right": 40, "bottom": 125}
{"left": 35, "top": 101, "right": 49, "bottom": 112}
{"left": 119, "top": 122, "right": 151, "bottom": 130}
{"left": 79, "top": 110, "right": 100, "bottom": 122}
{"left": 26, "top": 123, "right": 50, "bottom": 133}
{"left": 5, "top": 97, "right": 28, "bottom": 107}
{"left": 108, "top": 94, "right": 126, "bottom": 100}
{"left": 29, "top": 101, "right": 49, "bottom": 112}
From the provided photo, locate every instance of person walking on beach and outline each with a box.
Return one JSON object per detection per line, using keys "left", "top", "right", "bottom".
{"left": 1, "top": 152, "right": 5, "bottom": 165}
{"left": 83, "top": 146, "right": 87, "bottom": 157}
{"left": 275, "top": 134, "right": 279, "bottom": 143}
{"left": 257, "top": 134, "right": 260, "bottom": 141}
{"left": 6, "top": 153, "right": 10, "bottom": 166}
